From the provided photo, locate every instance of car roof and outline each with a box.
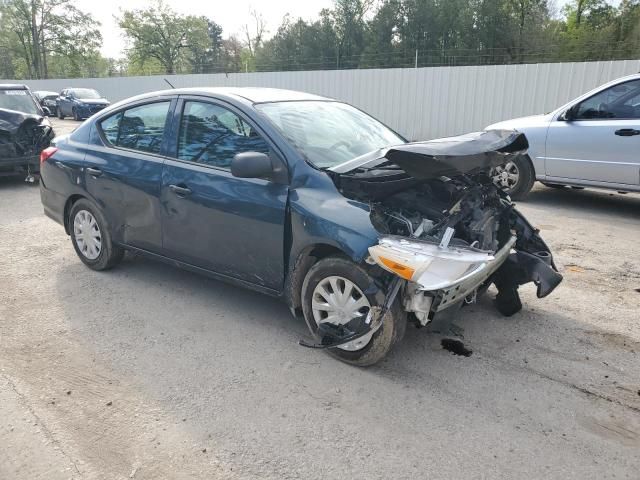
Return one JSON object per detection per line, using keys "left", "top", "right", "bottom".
{"left": 124, "top": 87, "right": 332, "bottom": 105}
{"left": 0, "top": 84, "right": 29, "bottom": 90}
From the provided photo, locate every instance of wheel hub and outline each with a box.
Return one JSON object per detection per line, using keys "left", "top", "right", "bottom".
{"left": 492, "top": 161, "right": 520, "bottom": 190}
{"left": 311, "top": 276, "right": 376, "bottom": 351}
{"left": 73, "top": 210, "right": 102, "bottom": 260}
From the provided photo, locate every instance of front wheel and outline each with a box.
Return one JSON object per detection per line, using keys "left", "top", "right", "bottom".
{"left": 69, "top": 199, "right": 124, "bottom": 271}
{"left": 492, "top": 154, "right": 535, "bottom": 200}
{"left": 301, "top": 256, "right": 406, "bottom": 366}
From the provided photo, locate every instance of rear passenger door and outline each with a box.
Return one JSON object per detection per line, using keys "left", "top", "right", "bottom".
{"left": 161, "top": 97, "right": 288, "bottom": 290}
{"left": 86, "top": 98, "right": 175, "bottom": 252}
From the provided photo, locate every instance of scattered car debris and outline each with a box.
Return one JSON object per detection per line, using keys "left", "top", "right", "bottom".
{"left": 441, "top": 338, "right": 472, "bottom": 357}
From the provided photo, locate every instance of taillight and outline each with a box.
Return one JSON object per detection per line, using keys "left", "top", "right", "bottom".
{"left": 40, "top": 146, "right": 58, "bottom": 165}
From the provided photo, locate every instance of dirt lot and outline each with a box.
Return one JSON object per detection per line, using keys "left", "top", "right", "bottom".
{"left": 1, "top": 118, "right": 639, "bottom": 479}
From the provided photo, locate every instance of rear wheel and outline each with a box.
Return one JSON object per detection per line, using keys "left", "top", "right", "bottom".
{"left": 69, "top": 199, "right": 123, "bottom": 271}
{"left": 72, "top": 108, "right": 81, "bottom": 121}
{"left": 58, "top": 108, "right": 64, "bottom": 120}
{"left": 492, "top": 154, "right": 535, "bottom": 200}
{"left": 301, "top": 256, "right": 406, "bottom": 366}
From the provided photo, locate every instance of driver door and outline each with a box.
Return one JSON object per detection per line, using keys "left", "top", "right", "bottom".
{"left": 545, "top": 79, "right": 640, "bottom": 186}
{"left": 161, "top": 98, "right": 289, "bottom": 291}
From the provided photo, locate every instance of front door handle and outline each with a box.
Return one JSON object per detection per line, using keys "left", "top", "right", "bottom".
{"left": 86, "top": 167, "right": 103, "bottom": 177}
{"left": 168, "top": 184, "right": 192, "bottom": 196}
{"left": 615, "top": 129, "right": 640, "bottom": 136}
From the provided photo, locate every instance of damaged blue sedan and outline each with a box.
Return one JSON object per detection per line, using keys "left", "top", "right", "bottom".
{"left": 39, "top": 88, "right": 562, "bottom": 366}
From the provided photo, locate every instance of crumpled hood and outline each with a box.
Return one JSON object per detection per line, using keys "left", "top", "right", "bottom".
{"left": 331, "top": 129, "right": 528, "bottom": 180}
{"left": 0, "top": 108, "right": 45, "bottom": 135}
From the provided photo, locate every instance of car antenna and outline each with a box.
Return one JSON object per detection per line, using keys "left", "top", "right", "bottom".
{"left": 164, "top": 78, "right": 176, "bottom": 89}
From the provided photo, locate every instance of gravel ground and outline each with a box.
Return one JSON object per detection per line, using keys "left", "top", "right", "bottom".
{"left": 1, "top": 118, "right": 639, "bottom": 479}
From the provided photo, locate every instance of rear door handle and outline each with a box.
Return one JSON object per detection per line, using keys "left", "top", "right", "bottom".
{"left": 86, "top": 167, "right": 103, "bottom": 177}
{"left": 615, "top": 129, "right": 640, "bottom": 136}
{"left": 169, "top": 184, "right": 192, "bottom": 196}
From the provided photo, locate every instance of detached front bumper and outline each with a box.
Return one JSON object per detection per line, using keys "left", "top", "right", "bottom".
{"left": 369, "top": 231, "right": 562, "bottom": 322}
{"left": 431, "top": 236, "right": 517, "bottom": 312}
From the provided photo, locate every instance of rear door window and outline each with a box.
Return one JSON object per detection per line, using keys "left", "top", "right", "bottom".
{"left": 99, "top": 102, "right": 171, "bottom": 155}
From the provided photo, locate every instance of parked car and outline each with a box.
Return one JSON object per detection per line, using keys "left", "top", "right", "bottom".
{"left": 0, "top": 84, "right": 55, "bottom": 180}
{"left": 34, "top": 90, "right": 59, "bottom": 116}
{"left": 487, "top": 73, "right": 640, "bottom": 199}
{"left": 39, "top": 88, "right": 562, "bottom": 365}
{"left": 56, "top": 88, "right": 110, "bottom": 121}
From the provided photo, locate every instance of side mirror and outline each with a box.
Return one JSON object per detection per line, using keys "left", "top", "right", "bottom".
{"left": 42, "top": 106, "right": 52, "bottom": 116}
{"left": 231, "top": 152, "right": 274, "bottom": 180}
{"left": 561, "top": 105, "right": 578, "bottom": 121}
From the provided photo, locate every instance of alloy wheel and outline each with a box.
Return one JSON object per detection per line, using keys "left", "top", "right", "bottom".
{"left": 492, "top": 161, "right": 520, "bottom": 191}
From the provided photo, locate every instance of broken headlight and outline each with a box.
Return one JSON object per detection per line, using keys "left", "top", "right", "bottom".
{"left": 368, "top": 235, "right": 494, "bottom": 290}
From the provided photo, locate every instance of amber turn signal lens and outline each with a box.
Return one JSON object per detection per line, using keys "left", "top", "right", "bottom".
{"left": 379, "top": 257, "right": 415, "bottom": 280}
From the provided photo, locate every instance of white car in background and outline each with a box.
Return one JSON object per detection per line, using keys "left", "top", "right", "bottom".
{"left": 487, "top": 73, "right": 640, "bottom": 199}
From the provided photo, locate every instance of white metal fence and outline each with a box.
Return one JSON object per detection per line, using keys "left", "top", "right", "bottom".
{"left": 4, "top": 59, "right": 640, "bottom": 140}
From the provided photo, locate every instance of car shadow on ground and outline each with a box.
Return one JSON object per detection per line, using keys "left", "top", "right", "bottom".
{"left": 48, "top": 237, "right": 640, "bottom": 475}
{"left": 522, "top": 185, "right": 640, "bottom": 218}
{"left": 54, "top": 251, "right": 640, "bottom": 403}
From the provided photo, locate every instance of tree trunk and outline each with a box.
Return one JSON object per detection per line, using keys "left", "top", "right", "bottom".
{"left": 30, "top": 0, "right": 41, "bottom": 78}
{"left": 41, "top": 39, "right": 48, "bottom": 79}
{"left": 576, "top": 0, "right": 585, "bottom": 27}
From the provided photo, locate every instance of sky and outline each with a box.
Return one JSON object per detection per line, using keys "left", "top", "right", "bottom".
{"left": 77, "top": 0, "right": 334, "bottom": 59}
{"left": 77, "top": 0, "right": 620, "bottom": 59}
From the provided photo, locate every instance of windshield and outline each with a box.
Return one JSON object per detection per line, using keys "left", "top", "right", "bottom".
{"left": 70, "top": 88, "right": 101, "bottom": 99}
{"left": 256, "top": 101, "right": 404, "bottom": 168}
{"left": 0, "top": 90, "right": 40, "bottom": 115}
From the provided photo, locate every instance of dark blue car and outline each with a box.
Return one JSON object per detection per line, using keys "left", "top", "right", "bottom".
{"left": 39, "top": 88, "right": 561, "bottom": 365}
{"left": 56, "top": 88, "right": 110, "bottom": 121}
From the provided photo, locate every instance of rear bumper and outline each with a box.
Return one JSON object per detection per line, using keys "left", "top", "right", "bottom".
{"left": 40, "top": 180, "right": 67, "bottom": 228}
{"left": 0, "top": 155, "right": 40, "bottom": 174}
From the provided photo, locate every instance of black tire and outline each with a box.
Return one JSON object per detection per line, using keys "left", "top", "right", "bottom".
{"left": 72, "top": 108, "right": 81, "bottom": 121}
{"left": 495, "top": 154, "right": 535, "bottom": 200}
{"left": 301, "top": 256, "right": 406, "bottom": 366}
{"left": 69, "top": 199, "right": 124, "bottom": 271}
{"left": 58, "top": 108, "right": 64, "bottom": 120}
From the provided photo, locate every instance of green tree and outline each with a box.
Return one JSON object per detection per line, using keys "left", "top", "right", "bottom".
{"left": 0, "top": 0, "right": 102, "bottom": 79}
{"left": 118, "top": 1, "right": 211, "bottom": 75}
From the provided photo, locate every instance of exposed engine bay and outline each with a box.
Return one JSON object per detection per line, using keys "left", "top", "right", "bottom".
{"left": 0, "top": 108, "right": 54, "bottom": 173}
{"left": 306, "top": 130, "right": 563, "bottom": 349}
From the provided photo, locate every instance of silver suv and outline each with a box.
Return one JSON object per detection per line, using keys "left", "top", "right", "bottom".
{"left": 487, "top": 74, "right": 640, "bottom": 199}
